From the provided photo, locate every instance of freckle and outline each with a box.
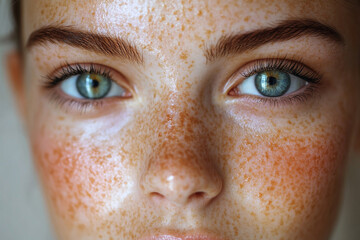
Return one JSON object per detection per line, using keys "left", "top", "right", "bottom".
{"left": 310, "top": 115, "right": 315, "bottom": 122}
{"left": 148, "top": 15, "right": 153, "bottom": 22}
{"left": 180, "top": 51, "right": 188, "bottom": 60}
{"left": 89, "top": 177, "right": 95, "bottom": 184}
{"left": 244, "top": 16, "right": 250, "bottom": 22}
{"left": 206, "top": 29, "right": 213, "bottom": 38}
{"left": 77, "top": 224, "right": 85, "bottom": 231}
{"left": 86, "top": 191, "right": 91, "bottom": 198}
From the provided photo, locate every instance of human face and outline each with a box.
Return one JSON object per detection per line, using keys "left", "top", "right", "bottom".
{"left": 18, "top": 0, "right": 359, "bottom": 239}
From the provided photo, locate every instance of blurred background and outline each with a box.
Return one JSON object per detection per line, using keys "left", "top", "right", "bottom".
{"left": 0, "top": 0, "right": 359, "bottom": 239}
{"left": 0, "top": 0, "right": 55, "bottom": 239}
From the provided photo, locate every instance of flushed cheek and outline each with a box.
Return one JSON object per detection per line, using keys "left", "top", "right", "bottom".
{"left": 31, "top": 124, "right": 133, "bottom": 232}
{"left": 229, "top": 129, "right": 347, "bottom": 237}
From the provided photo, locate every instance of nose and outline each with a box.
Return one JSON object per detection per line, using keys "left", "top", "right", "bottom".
{"left": 140, "top": 146, "right": 223, "bottom": 207}
{"left": 139, "top": 103, "right": 223, "bottom": 207}
{"left": 141, "top": 150, "right": 223, "bottom": 207}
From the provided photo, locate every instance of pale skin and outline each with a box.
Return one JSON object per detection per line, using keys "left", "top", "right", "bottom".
{"left": 6, "top": 0, "right": 360, "bottom": 239}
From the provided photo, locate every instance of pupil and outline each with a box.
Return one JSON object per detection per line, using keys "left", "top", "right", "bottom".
{"left": 268, "top": 76, "right": 277, "bottom": 85}
{"left": 91, "top": 79, "right": 99, "bottom": 88}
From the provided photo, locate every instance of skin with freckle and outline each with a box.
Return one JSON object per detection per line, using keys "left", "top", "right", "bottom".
{"left": 7, "top": 0, "right": 360, "bottom": 239}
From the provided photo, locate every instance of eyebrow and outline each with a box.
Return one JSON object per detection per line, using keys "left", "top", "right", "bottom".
{"left": 204, "top": 19, "right": 344, "bottom": 63}
{"left": 26, "top": 26, "right": 144, "bottom": 64}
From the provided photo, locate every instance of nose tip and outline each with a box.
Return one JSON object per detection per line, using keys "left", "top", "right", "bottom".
{"left": 141, "top": 166, "right": 223, "bottom": 207}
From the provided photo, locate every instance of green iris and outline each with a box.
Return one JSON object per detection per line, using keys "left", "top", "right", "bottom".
{"left": 76, "top": 73, "right": 111, "bottom": 99}
{"left": 254, "top": 70, "right": 291, "bottom": 97}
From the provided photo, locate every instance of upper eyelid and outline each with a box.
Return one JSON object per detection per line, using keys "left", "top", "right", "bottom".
{"left": 240, "top": 58, "right": 320, "bottom": 79}
{"left": 43, "top": 63, "right": 133, "bottom": 92}
{"left": 46, "top": 63, "right": 112, "bottom": 85}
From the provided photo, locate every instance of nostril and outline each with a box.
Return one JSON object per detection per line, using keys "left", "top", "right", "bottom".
{"left": 189, "top": 191, "right": 207, "bottom": 201}
{"left": 150, "top": 192, "right": 165, "bottom": 201}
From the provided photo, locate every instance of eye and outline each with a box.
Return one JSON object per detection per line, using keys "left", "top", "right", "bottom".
{"left": 61, "top": 72, "right": 127, "bottom": 99}
{"left": 227, "top": 58, "right": 321, "bottom": 101}
{"left": 44, "top": 63, "right": 132, "bottom": 101}
{"left": 43, "top": 63, "right": 133, "bottom": 113}
{"left": 234, "top": 70, "right": 307, "bottom": 97}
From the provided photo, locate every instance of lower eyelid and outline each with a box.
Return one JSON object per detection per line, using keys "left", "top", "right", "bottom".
{"left": 45, "top": 81, "right": 132, "bottom": 115}
{"left": 228, "top": 85, "right": 318, "bottom": 107}
{"left": 46, "top": 91, "right": 119, "bottom": 115}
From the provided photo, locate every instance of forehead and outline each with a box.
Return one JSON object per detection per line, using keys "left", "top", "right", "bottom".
{"left": 23, "top": 0, "right": 354, "bottom": 46}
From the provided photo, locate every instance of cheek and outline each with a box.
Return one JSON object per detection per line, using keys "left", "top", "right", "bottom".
{"left": 227, "top": 122, "right": 348, "bottom": 235}
{"left": 31, "top": 121, "right": 132, "bottom": 228}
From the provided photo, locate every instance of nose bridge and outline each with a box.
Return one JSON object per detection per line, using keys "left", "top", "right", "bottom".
{"left": 158, "top": 91, "right": 207, "bottom": 167}
{"left": 163, "top": 91, "right": 195, "bottom": 130}
{"left": 140, "top": 93, "right": 222, "bottom": 206}
{"left": 156, "top": 91, "right": 204, "bottom": 149}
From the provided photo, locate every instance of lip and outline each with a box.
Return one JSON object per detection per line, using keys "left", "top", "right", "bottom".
{"left": 139, "top": 229, "right": 225, "bottom": 240}
{"left": 140, "top": 235, "right": 223, "bottom": 240}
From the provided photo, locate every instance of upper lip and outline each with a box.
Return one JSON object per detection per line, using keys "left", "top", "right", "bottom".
{"left": 139, "top": 229, "right": 225, "bottom": 240}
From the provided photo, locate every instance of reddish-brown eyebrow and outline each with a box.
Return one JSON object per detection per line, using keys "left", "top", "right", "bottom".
{"left": 27, "top": 19, "right": 343, "bottom": 65}
{"left": 204, "top": 19, "right": 344, "bottom": 63}
{"left": 26, "top": 26, "right": 144, "bottom": 64}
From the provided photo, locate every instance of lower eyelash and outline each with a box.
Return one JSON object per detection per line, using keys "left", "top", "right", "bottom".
{"left": 46, "top": 91, "right": 106, "bottom": 114}
{"left": 241, "top": 83, "right": 320, "bottom": 107}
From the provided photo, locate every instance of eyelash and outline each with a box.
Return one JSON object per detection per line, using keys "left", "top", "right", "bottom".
{"left": 229, "top": 57, "right": 322, "bottom": 106}
{"left": 43, "top": 63, "right": 116, "bottom": 114}
{"left": 44, "top": 63, "right": 113, "bottom": 88}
